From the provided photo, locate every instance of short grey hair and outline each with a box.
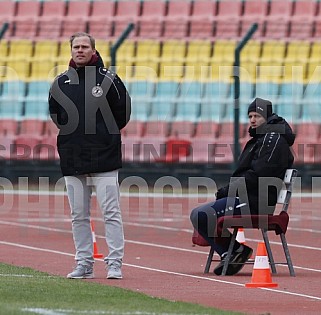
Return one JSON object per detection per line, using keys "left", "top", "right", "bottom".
{"left": 69, "top": 32, "right": 95, "bottom": 49}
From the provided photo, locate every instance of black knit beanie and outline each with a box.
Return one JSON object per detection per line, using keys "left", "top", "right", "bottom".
{"left": 247, "top": 98, "right": 273, "bottom": 119}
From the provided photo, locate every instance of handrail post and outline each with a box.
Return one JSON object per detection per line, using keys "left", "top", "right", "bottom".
{"left": 233, "top": 23, "right": 258, "bottom": 167}
{"left": 0, "top": 23, "right": 9, "bottom": 40}
{"left": 110, "top": 23, "right": 135, "bottom": 70}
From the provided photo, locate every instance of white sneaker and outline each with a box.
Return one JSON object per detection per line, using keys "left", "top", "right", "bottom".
{"left": 107, "top": 260, "right": 122, "bottom": 279}
{"left": 67, "top": 264, "right": 94, "bottom": 279}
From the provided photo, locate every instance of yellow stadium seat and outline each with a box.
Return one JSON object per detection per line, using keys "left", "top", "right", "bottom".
{"left": 160, "top": 40, "right": 186, "bottom": 62}
{"left": 284, "top": 41, "right": 310, "bottom": 63}
{"left": 31, "top": 40, "right": 59, "bottom": 62}
{"left": 185, "top": 40, "right": 212, "bottom": 63}
{"left": 260, "top": 40, "right": 286, "bottom": 63}
{"left": 211, "top": 40, "right": 236, "bottom": 63}
{"left": 30, "top": 60, "right": 57, "bottom": 81}
{"left": 7, "top": 39, "right": 33, "bottom": 61}
{"left": 5, "top": 59, "right": 30, "bottom": 80}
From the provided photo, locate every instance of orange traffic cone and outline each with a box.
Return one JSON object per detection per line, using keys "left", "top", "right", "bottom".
{"left": 91, "top": 221, "right": 104, "bottom": 259}
{"left": 236, "top": 228, "right": 246, "bottom": 244}
{"left": 245, "top": 242, "right": 278, "bottom": 288}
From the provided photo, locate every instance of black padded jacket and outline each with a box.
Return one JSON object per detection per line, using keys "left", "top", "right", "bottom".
{"left": 216, "top": 114, "right": 295, "bottom": 214}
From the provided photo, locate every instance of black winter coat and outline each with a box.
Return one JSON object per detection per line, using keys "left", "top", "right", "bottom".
{"left": 216, "top": 114, "right": 295, "bottom": 214}
{"left": 48, "top": 53, "right": 131, "bottom": 176}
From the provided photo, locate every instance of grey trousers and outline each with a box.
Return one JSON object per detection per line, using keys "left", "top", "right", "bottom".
{"left": 65, "top": 170, "right": 124, "bottom": 266}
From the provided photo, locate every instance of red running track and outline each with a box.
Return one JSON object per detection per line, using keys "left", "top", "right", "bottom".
{"left": 0, "top": 189, "right": 321, "bottom": 314}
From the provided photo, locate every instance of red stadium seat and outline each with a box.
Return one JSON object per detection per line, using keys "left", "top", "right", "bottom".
{"left": 37, "top": 0, "right": 66, "bottom": 39}
{"left": 88, "top": 1, "right": 115, "bottom": 39}
{"left": 240, "top": 0, "right": 268, "bottom": 39}
{"left": 37, "top": 135, "right": 59, "bottom": 161}
{"left": 138, "top": 1, "right": 166, "bottom": 39}
{"left": 0, "top": 119, "right": 18, "bottom": 136}
{"left": 59, "top": 0, "right": 91, "bottom": 40}
{"left": 0, "top": 0, "right": 15, "bottom": 38}
{"left": 12, "top": 0, "right": 41, "bottom": 39}
{"left": 112, "top": 0, "right": 141, "bottom": 39}
{"left": 19, "top": 119, "right": 44, "bottom": 136}
{"left": 189, "top": 0, "right": 216, "bottom": 39}
{"left": 264, "top": 0, "right": 293, "bottom": 39}
{"left": 288, "top": 0, "right": 317, "bottom": 40}
{"left": 162, "top": 0, "right": 192, "bottom": 39}
{"left": 214, "top": 0, "right": 242, "bottom": 39}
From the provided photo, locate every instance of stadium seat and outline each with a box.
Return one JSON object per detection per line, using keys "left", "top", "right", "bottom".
{"left": 19, "top": 119, "right": 44, "bottom": 136}
{"left": 43, "top": 119, "right": 59, "bottom": 138}
{"left": 149, "top": 81, "right": 179, "bottom": 120}
{"left": 170, "top": 121, "right": 196, "bottom": 139}
{"left": 24, "top": 100, "right": 49, "bottom": 120}
{"left": 12, "top": 0, "right": 41, "bottom": 39}
{"left": 255, "top": 80, "right": 279, "bottom": 104}
{"left": 129, "top": 80, "right": 154, "bottom": 120}
{"left": 138, "top": 0, "right": 166, "bottom": 39}
{"left": 264, "top": 0, "right": 293, "bottom": 39}
{"left": 189, "top": 0, "right": 216, "bottom": 39}
{"left": 7, "top": 39, "right": 33, "bottom": 61}
{"left": 59, "top": 0, "right": 91, "bottom": 40}
{"left": 0, "top": 134, "right": 16, "bottom": 160}
{"left": 240, "top": 0, "right": 268, "bottom": 39}
{"left": 0, "top": 1, "right": 15, "bottom": 36}
{"left": 162, "top": 0, "right": 192, "bottom": 39}
{"left": 88, "top": 1, "right": 115, "bottom": 39}
{"left": 132, "top": 40, "right": 160, "bottom": 79}
{"left": 200, "top": 81, "right": 229, "bottom": 122}
{"left": 214, "top": 0, "right": 242, "bottom": 39}
{"left": 277, "top": 82, "right": 304, "bottom": 123}
{"left": 122, "top": 135, "right": 142, "bottom": 162}
{"left": 0, "top": 98, "right": 24, "bottom": 119}
{"left": 30, "top": 60, "right": 56, "bottom": 81}
{"left": 31, "top": 41, "right": 59, "bottom": 62}
{"left": 0, "top": 118, "right": 18, "bottom": 136}
{"left": 184, "top": 40, "right": 212, "bottom": 80}
{"left": 174, "top": 81, "right": 203, "bottom": 121}
{"left": 0, "top": 80, "right": 26, "bottom": 101}
{"left": 37, "top": 135, "right": 59, "bottom": 161}
{"left": 36, "top": 0, "right": 65, "bottom": 39}
{"left": 112, "top": 0, "right": 141, "bottom": 39}
{"left": 11, "top": 134, "right": 42, "bottom": 161}
{"left": 122, "top": 120, "right": 145, "bottom": 138}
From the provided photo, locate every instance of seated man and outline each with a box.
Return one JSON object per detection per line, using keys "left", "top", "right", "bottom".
{"left": 190, "top": 98, "right": 295, "bottom": 275}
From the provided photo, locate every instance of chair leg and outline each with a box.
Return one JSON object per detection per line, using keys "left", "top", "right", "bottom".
{"left": 261, "top": 229, "right": 277, "bottom": 274}
{"left": 222, "top": 228, "right": 238, "bottom": 276}
{"left": 204, "top": 247, "right": 215, "bottom": 273}
{"left": 280, "top": 233, "right": 296, "bottom": 277}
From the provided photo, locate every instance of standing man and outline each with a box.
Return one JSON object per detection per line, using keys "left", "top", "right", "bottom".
{"left": 49, "top": 32, "right": 131, "bottom": 279}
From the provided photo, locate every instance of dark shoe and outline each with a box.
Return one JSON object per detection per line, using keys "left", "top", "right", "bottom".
{"left": 214, "top": 245, "right": 253, "bottom": 276}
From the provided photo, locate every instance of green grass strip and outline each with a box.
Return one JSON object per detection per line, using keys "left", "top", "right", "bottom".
{"left": 0, "top": 263, "right": 244, "bottom": 315}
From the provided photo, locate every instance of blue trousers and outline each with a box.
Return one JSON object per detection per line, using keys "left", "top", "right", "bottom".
{"left": 190, "top": 197, "right": 245, "bottom": 256}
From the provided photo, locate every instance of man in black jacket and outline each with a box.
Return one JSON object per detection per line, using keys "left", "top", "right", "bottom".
{"left": 49, "top": 32, "right": 131, "bottom": 279}
{"left": 190, "top": 98, "right": 295, "bottom": 276}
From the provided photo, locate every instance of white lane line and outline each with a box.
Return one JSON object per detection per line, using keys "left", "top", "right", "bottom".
{"left": 1, "top": 240, "right": 321, "bottom": 302}
{"left": 3, "top": 189, "right": 321, "bottom": 198}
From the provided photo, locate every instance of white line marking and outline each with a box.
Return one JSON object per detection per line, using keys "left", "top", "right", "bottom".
{"left": 1, "top": 241, "right": 321, "bottom": 302}
{"left": 3, "top": 189, "right": 321, "bottom": 199}
{"left": 22, "top": 308, "right": 210, "bottom": 315}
